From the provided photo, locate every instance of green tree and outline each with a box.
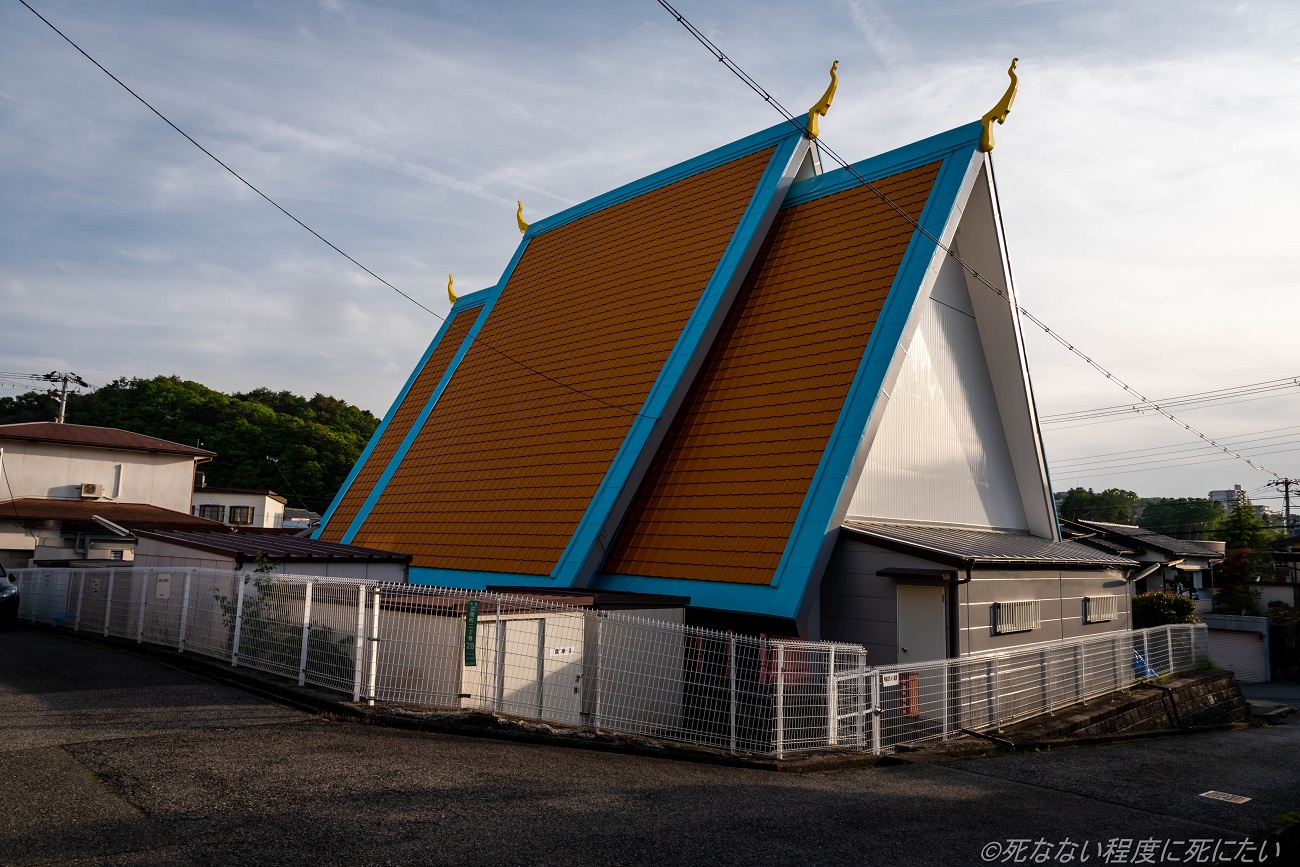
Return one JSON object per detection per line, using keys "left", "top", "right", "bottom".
{"left": 1137, "top": 497, "right": 1224, "bottom": 539}
{"left": 1219, "top": 500, "right": 1272, "bottom": 551}
{"left": 0, "top": 376, "right": 378, "bottom": 513}
{"left": 1058, "top": 487, "right": 1140, "bottom": 523}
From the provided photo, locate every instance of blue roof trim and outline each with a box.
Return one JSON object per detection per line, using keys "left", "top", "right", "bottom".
{"left": 524, "top": 121, "right": 803, "bottom": 238}
{"left": 339, "top": 270, "right": 518, "bottom": 544}
{"left": 409, "top": 567, "right": 557, "bottom": 589}
{"left": 313, "top": 298, "right": 489, "bottom": 540}
{"left": 549, "top": 132, "right": 805, "bottom": 587}
{"left": 592, "top": 572, "right": 781, "bottom": 613}
{"left": 782, "top": 121, "right": 982, "bottom": 208}
{"left": 760, "top": 143, "right": 979, "bottom": 619}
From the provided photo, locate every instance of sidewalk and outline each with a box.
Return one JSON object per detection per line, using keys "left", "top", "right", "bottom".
{"left": 1238, "top": 682, "right": 1300, "bottom": 709}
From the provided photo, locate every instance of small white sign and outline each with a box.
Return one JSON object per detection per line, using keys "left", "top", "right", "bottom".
{"left": 155, "top": 576, "right": 171, "bottom": 600}
{"left": 550, "top": 647, "right": 577, "bottom": 657}
{"left": 882, "top": 672, "right": 900, "bottom": 687}
{"left": 1200, "top": 791, "right": 1251, "bottom": 804}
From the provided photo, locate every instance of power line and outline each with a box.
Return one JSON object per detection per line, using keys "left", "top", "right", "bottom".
{"left": 653, "top": 0, "right": 1283, "bottom": 480}
{"left": 1052, "top": 434, "right": 1300, "bottom": 472}
{"left": 16, "top": 0, "right": 650, "bottom": 421}
{"left": 1051, "top": 425, "right": 1300, "bottom": 468}
{"left": 1041, "top": 374, "right": 1300, "bottom": 424}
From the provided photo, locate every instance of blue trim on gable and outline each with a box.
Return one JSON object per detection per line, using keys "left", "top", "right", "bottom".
{"left": 337, "top": 266, "right": 519, "bottom": 544}
{"left": 759, "top": 143, "right": 979, "bottom": 619}
{"left": 313, "top": 302, "right": 484, "bottom": 540}
{"left": 782, "top": 121, "right": 982, "bottom": 208}
{"left": 548, "top": 132, "right": 805, "bottom": 587}
{"left": 525, "top": 121, "right": 804, "bottom": 239}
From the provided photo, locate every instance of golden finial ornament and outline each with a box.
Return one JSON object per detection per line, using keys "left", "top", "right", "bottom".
{"left": 979, "top": 58, "right": 1019, "bottom": 153}
{"left": 516, "top": 201, "right": 529, "bottom": 234}
{"left": 805, "top": 60, "right": 839, "bottom": 139}
{"left": 447, "top": 274, "right": 456, "bottom": 304}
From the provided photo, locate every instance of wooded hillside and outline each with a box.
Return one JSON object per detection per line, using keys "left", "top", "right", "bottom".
{"left": 0, "top": 376, "right": 378, "bottom": 513}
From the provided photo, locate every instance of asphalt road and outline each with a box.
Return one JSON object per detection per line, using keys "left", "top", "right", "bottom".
{"left": 3, "top": 628, "right": 1296, "bottom": 866}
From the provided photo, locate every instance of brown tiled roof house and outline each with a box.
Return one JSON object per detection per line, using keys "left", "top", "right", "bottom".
{"left": 315, "top": 118, "right": 1138, "bottom": 663}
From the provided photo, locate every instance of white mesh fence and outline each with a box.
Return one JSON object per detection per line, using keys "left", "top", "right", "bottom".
{"left": 10, "top": 568, "right": 1207, "bottom": 757}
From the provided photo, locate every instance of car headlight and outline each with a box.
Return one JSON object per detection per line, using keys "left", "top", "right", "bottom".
{"left": 0, "top": 585, "right": 17, "bottom": 599}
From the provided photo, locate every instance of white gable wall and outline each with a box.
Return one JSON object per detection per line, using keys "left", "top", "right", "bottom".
{"left": 849, "top": 250, "right": 1028, "bottom": 530}
{"left": 843, "top": 161, "right": 1056, "bottom": 537}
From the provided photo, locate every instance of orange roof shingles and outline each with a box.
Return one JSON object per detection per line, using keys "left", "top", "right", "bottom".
{"left": 319, "top": 309, "right": 477, "bottom": 543}
{"left": 603, "top": 162, "right": 942, "bottom": 586}
{"left": 350, "top": 148, "right": 779, "bottom": 575}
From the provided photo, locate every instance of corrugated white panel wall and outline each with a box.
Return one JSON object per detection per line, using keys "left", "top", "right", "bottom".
{"left": 849, "top": 254, "right": 1029, "bottom": 530}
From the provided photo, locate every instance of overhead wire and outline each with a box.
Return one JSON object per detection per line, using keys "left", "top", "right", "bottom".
{"left": 653, "top": 0, "right": 1283, "bottom": 480}
{"left": 15, "top": 0, "right": 652, "bottom": 420}
{"left": 1041, "top": 375, "right": 1300, "bottom": 424}
{"left": 20, "top": 0, "right": 1291, "bottom": 468}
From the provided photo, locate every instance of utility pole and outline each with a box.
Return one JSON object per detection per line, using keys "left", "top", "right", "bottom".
{"left": 41, "top": 371, "right": 89, "bottom": 423}
{"left": 1266, "top": 477, "right": 1299, "bottom": 537}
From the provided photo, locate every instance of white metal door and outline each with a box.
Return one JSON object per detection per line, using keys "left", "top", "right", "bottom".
{"left": 1207, "top": 628, "right": 1267, "bottom": 683}
{"left": 897, "top": 584, "right": 947, "bottom": 663}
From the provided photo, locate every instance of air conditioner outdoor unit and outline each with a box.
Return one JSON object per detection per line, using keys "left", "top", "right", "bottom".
{"left": 80, "top": 482, "right": 104, "bottom": 499}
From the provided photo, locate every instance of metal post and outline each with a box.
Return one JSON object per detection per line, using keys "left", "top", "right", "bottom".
{"left": 728, "top": 633, "right": 738, "bottom": 755}
{"left": 231, "top": 575, "right": 247, "bottom": 667}
{"left": 870, "top": 669, "right": 881, "bottom": 755}
{"left": 1142, "top": 630, "right": 1150, "bottom": 678}
{"left": 1076, "top": 642, "right": 1084, "bottom": 701}
{"left": 856, "top": 659, "right": 867, "bottom": 750}
{"left": 594, "top": 616, "right": 604, "bottom": 730}
{"left": 135, "top": 573, "right": 147, "bottom": 644}
{"left": 177, "top": 570, "right": 193, "bottom": 652}
{"left": 1043, "top": 647, "right": 1053, "bottom": 713}
{"left": 942, "top": 659, "right": 951, "bottom": 739}
{"left": 991, "top": 657, "right": 1001, "bottom": 731}
{"left": 298, "top": 582, "right": 314, "bottom": 686}
{"left": 775, "top": 644, "right": 786, "bottom": 759}
{"left": 827, "top": 646, "right": 838, "bottom": 747}
{"left": 367, "top": 588, "right": 381, "bottom": 706}
{"left": 103, "top": 573, "right": 114, "bottom": 637}
{"left": 1165, "top": 626, "right": 1174, "bottom": 677}
{"left": 352, "top": 584, "right": 366, "bottom": 702}
{"left": 493, "top": 605, "right": 505, "bottom": 715}
{"left": 72, "top": 571, "right": 83, "bottom": 631}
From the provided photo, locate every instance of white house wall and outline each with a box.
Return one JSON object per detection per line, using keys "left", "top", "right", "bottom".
{"left": 0, "top": 440, "right": 196, "bottom": 514}
{"left": 849, "top": 250, "right": 1029, "bottom": 530}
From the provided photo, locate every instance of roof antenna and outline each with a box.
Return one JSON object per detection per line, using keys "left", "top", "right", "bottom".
{"left": 805, "top": 60, "right": 839, "bottom": 139}
{"left": 979, "top": 58, "right": 1019, "bottom": 153}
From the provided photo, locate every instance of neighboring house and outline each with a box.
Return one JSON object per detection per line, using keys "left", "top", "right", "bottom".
{"left": 1062, "top": 519, "right": 1224, "bottom": 613}
{"left": 191, "top": 486, "right": 287, "bottom": 528}
{"left": 314, "top": 115, "right": 1138, "bottom": 662}
{"left": 0, "top": 422, "right": 218, "bottom": 568}
{"left": 132, "top": 529, "right": 410, "bottom": 582}
{"left": 281, "top": 508, "right": 321, "bottom": 530}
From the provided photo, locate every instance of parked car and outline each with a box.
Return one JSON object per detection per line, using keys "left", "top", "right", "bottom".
{"left": 0, "top": 565, "right": 17, "bottom": 631}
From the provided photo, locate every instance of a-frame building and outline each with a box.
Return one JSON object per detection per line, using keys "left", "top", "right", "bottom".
{"left": 316, "top": 110, "right": 1135, "bottom": 663}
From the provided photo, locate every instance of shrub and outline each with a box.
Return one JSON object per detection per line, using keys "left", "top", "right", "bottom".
{"left": 1132, "top": 592, "right": 1199, "bottom": 629}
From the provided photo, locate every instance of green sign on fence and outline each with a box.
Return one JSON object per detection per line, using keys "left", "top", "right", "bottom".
{"left": 464, "top": 600, "right": 480, "bottom": 666}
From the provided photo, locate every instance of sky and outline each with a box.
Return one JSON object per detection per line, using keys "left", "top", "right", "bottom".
{"left": 2, "top": 0, "right": 1298, "bottom": 507}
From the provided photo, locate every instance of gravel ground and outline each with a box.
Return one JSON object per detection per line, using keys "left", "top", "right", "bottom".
{"left": 4, "top": 628, "right": 1296, "bottom": 866}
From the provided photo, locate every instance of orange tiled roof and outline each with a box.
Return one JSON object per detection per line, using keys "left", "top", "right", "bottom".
{"left": 350, "top": 147, "right": 778, "bottom": 573}
{"left": 603, "top": 161, "right": 942, "bottom": 585}
{"left": 319, "top": 308, "right": 477, "bottom": 542}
